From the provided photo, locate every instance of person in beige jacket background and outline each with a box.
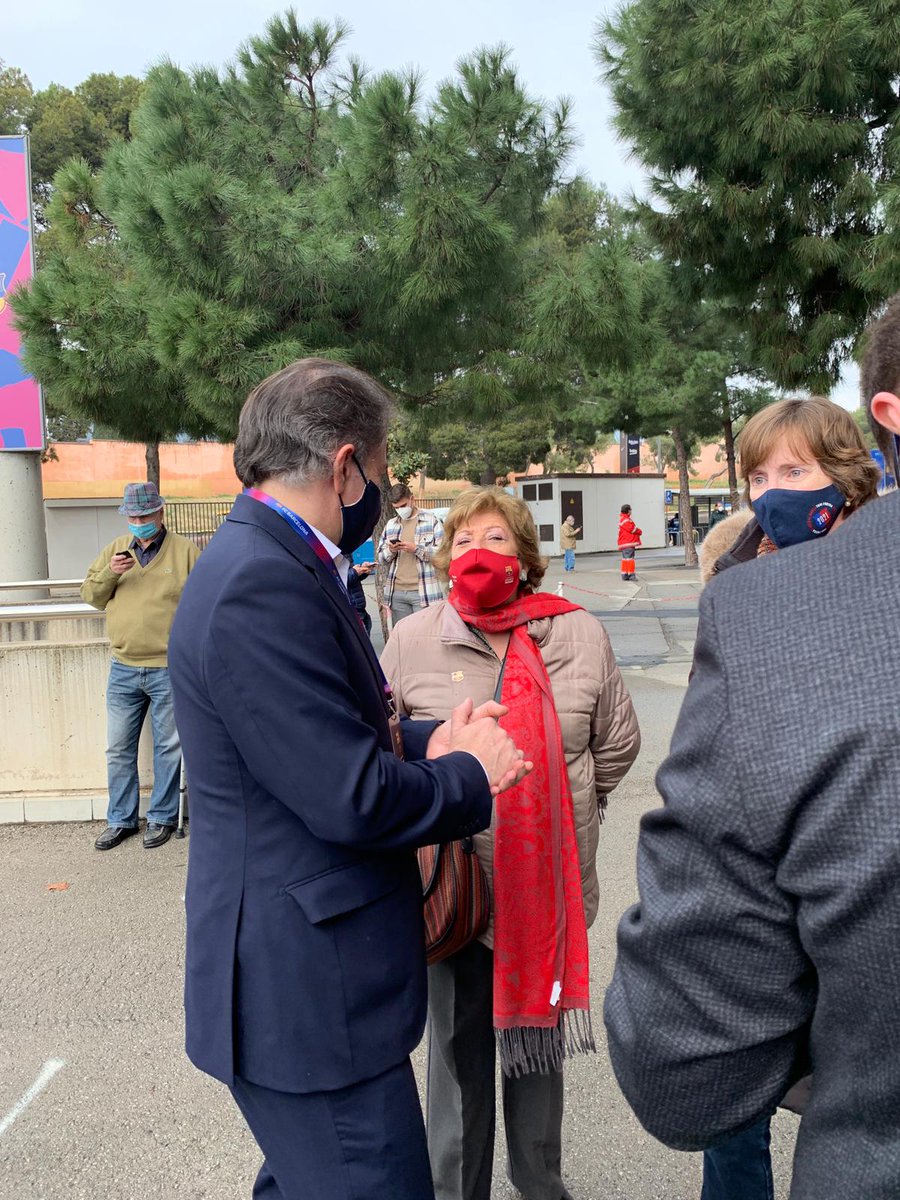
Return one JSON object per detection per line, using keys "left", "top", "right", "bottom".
{"left": 381, "top": 487, "right": 640, "bottom": 1200}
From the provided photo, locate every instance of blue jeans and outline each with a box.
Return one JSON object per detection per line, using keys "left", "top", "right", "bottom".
{"left": 701, "top": 1117, "right": 774, "bottom": 1200}
{"left": 564, "top": 549, "right": 575, "bottom": 571}
{"left": 105, "top": 660, "right": 181, "bottom": 828}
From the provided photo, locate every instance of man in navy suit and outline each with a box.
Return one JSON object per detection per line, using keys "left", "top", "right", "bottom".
{"left": 169, "top": 359, "right": 528, "bottom": 1200}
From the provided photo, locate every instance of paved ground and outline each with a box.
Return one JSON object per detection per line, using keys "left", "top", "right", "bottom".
{"left": 0, "top": 552, "right": 801, "bottom": 1199}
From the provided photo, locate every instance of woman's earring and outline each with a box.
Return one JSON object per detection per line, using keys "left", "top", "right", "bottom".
{"left": 519, "top": 568, "right": 528, "bottom": 581}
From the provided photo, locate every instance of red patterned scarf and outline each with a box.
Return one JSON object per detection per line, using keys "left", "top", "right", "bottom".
{"left": 450, "top": 589, "right": 596, "bottom": 1076}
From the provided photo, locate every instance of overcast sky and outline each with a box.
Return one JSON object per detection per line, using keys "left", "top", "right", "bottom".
{"left": 5, "top": 0, "right": 860, "bottom": 407}
{"left": 8, "top": 0, "right": 643, "bottom": 193}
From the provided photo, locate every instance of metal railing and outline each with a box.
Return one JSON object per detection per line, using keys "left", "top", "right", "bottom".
{"left": 166, "top": 499, "right": 235, "bottom": 547}
{"left": 166, "top": 496, "right": 458, "bottom": 540}
{"left": 0, "top": 579, "right": 83, "bottom": 591}
{"left": 666, "top": 527, "right": 706, "bottom": 547}
{"left": 416, "top": 497, "right": 458, "bottom": 510}
{"left": 0, "top": 601, "right": 101, "bottom": 621}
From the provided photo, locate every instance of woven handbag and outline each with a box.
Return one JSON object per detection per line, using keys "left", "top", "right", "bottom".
{"left": 418, "top": 836, "right": 490, "bottom": 966}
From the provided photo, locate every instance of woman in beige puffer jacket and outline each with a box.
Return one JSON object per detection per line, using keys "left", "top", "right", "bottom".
{"left": 380, "top": 487, "right": 640, "bottom": 1200}
{"left": 381, "top": 598, "right": 640, "bottom": 945}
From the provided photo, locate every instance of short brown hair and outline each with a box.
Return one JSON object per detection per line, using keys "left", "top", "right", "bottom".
{"left": 234, "top": 358, "right": 394, "bottom": 488}
{"left": 738, "top": 396, "right": 880, "bottom": 509}
{"left": 388, "top": 483, "right": 412, "bottom": 505}
{"left": 860, "top": 293, "right": 900, "bottom": 459}
{"left": 433, "top": 488, "right": 548, "bottom": 592}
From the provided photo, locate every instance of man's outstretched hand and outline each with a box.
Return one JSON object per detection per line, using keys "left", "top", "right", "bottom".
{"left": 426, "top": 698, "right": 533, "bottom": 796}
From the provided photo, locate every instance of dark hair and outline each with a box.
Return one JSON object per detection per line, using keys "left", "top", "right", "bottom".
{"left": 860, "top": 293, "right": 900, "bottom": 458}
{"left": 739, "top": 396, "right": 879, "bottom": 509}
{"left": 234, "top": 358, "right": 394, "bottom": 488}
{"left": 621, "top": 504, "right": 631, "bottom": 514}
{"left": 388, "top": 483, "right": 412, "bottom": 505}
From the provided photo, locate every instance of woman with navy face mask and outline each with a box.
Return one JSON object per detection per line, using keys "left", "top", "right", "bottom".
{"left": 704, "top": 395, "right": 881, "bottom": 583}
{"left": 381, "top": 488, "right": 641, "bottom": 1200}
{"left": 697, "top": 395, "right": 880, "bottom": 1200}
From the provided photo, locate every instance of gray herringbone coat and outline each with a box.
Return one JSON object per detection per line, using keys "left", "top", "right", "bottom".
{"left": 604, "top": 490, "right": 900, "bottom": 1199}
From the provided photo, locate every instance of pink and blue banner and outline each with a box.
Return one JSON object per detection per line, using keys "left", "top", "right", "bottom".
{"left": 0, "top": 135, "right": 43, "bottom": 451}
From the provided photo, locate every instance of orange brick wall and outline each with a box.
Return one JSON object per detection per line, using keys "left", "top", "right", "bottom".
{"left": 42, "top": 437, "right": 732, "bottom": 499}
{"left": 42, "top": 441, "right": 242, "bottom": 499}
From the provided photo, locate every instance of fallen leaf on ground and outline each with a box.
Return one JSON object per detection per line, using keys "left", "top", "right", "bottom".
{"left": 47, "top": 881, "right": 69, "bottom": 891}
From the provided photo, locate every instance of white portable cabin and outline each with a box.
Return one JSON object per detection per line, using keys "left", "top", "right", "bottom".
{"left": 515, "top": 473, "right": 667, "bottom": 556}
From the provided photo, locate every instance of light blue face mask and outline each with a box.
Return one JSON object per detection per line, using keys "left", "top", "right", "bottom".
{"left": 128, "top": 520, "right": 159, "bottom": 539}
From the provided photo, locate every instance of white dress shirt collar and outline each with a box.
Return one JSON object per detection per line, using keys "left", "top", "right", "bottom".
{"left": 308, "top": 523, "right": 350, "bottom": 589}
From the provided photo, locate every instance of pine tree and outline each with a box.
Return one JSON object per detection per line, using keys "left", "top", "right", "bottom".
{"left": 0, "top": 62, "right": 142, "bottom": 223}
{"left": 12, "top": 159, "right": 211, "bottom": 486}
{"left": 15, "top": 14, "right": 646, "bottom": 484}
{"left": 597, "top": 0, "right": 900, "bottom": 389}
{"left": 593, "top": 272, "right": 736, "bottom": 565}
{"left": 95, "top": 15, "right": 642, "bottom": 437}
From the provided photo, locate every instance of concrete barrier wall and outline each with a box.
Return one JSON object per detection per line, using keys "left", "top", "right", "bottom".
{"left": 44, "top": 498, "right": 124, "bottom": 580}
{"left": 0, "top": 617, "right": 155, "bottom": 823}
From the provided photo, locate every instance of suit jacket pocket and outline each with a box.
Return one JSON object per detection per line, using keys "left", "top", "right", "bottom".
{"left": 285, "top": 860, "right": 403, "bottom": 925}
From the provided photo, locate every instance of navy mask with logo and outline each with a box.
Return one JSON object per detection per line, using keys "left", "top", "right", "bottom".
{"left": 752, "top": 483, "right": 845, "bottom": 549}
{"left": 338, "top": 455, "right": 382, "bottom": 555}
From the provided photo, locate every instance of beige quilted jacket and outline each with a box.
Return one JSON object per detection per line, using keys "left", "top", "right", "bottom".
{"left": 380, "top": 600, "right": 641, "bottom": 947}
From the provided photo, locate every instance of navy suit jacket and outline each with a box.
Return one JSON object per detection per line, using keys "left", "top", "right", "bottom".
{"left": 169, "top": 494, "right": 491, "bottom": 1093}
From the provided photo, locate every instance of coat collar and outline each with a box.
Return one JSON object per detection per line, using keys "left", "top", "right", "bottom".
{"left": 438, "top": 598, "right": 552, "bottom": 650}
{"left": 227, "top": 493, "right": 380, "bottom": 673}
{"left": 228, "top": 492, "right": 322, "bottom": 570}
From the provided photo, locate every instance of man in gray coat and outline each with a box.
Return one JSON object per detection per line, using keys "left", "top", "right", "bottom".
{"left": 604, "top": 306, "right": 900, "bottom": 1199}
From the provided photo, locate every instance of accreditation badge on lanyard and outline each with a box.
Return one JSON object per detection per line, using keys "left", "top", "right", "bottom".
{"left": 385, "top": 686, "right": 405, "bottom": 761}
{"left": 246, "top": 488, "right": 405, "bottom": 759}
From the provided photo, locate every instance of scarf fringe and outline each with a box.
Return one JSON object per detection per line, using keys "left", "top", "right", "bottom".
{"left": 496, "top": 1009, "right": 596, "bottom": 1078}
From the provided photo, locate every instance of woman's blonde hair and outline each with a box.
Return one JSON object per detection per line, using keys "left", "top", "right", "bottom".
{"left": 738, "top": 396, "right": 880, "bottom": 509}
{"left": 433, "top": 488, "right": 548, "bottom": 592}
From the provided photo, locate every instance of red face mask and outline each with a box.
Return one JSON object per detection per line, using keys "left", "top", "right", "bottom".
{"left": 449, "top": 548, "right": 520, "bottom": 611}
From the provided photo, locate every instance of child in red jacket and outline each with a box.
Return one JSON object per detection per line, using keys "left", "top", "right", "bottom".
{"left": 618, "top": 504, "right": 642, "bottom": 581}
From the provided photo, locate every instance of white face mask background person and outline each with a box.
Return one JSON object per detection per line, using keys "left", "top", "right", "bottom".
{"left": 379, "top": 484, "right": 446, "bottom": 627}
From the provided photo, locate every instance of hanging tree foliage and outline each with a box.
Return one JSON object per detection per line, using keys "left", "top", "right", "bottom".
{"left": 12, "top": 159, "right": 213, "bottom": 486}
{"left": 15, "top": 13, "right": 647, "bottom": 482}
{"left": 90, "top": 13, "right": 642, "bottom": 439}
{"left": 597, "top": 0, "right": 900, "bottom": 390}
{"left": 591, "top": 267, "right": 754, "bottom": 565}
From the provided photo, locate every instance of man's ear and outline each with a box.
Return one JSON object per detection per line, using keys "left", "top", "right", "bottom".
{"left": 331, "top": 443, "right": 357, "bottom": 493}
{"left": 871, "top": 392, "right": 900, "bottom": 437}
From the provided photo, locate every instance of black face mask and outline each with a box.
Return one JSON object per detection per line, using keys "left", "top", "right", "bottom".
{"left": 338, "top": 455, "right": 382, "bottom": 555}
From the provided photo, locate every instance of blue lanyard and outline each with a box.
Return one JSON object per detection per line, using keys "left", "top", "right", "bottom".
{"left": 245, "top": 489, "right": 400, "bottom": 734}
{"left": 246, "top": 488, "right": 349, "bottom": 599}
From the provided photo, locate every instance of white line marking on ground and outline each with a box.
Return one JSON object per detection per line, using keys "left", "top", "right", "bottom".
{"left": 0, "top": 1059, "right": 65, "bottom": 1138}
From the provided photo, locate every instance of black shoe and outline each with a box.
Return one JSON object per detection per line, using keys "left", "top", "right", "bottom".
{"left": 143, "top": 823, "right": 175, "bottom": 849}
{"left": 95, "top": 825, "right": 138, "bottom": 851}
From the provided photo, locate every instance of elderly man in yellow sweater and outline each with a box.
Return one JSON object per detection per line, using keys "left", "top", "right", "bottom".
{"left": 82, "top": 483, "right": 200, "bottom": 850}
